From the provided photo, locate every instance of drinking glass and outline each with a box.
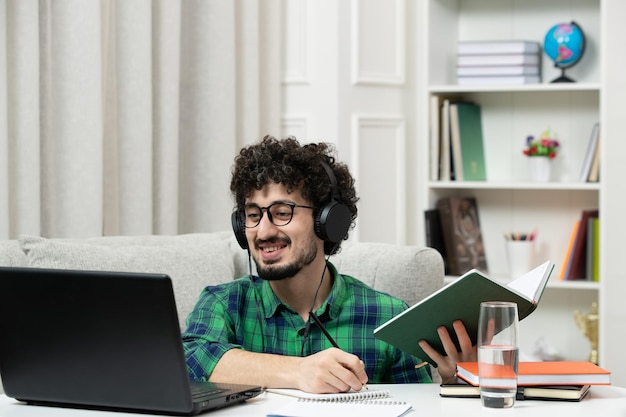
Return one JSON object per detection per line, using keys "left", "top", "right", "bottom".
{"left": 478, "top": 301, "right": 519, "bottom": 408}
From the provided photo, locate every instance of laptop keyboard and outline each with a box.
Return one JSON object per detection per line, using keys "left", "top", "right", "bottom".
{"left": 191, "top": 385, "right": 226, "bottom": 400}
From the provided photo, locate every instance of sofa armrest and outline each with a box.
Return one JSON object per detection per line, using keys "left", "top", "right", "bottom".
{"left": 0, "top": 241, "right": 27, "bottom": 267}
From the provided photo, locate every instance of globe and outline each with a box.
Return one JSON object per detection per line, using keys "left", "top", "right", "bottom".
{"left": 543, "top": 21, "right": 585, "bottom": 83}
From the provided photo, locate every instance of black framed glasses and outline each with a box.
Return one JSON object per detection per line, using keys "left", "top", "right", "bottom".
{"left": 243, "top": 202, "right": 314, "bottom": 228}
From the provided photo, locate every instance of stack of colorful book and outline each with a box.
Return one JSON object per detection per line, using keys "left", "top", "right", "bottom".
{"left": 456, "top": 40, "right": 542, "bottom": 85}
{"left": 441, "top": 361, "right": 611, "bottom": 402}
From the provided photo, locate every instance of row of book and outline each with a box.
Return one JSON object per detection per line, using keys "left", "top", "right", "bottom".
{"left": 425, "top": 197, "right": 600, "bottom": 281}
{"left": 457, "top": 40, "right": 542, "bottom": 85}
{"left": 429, "top": 96, "right": 487, "bottom": 182}
{"left": 579, "top": 122, "right": 600, "bottom": 183}
{"left": 429, "top": 97, "right": 600, "bottom": 184}
{"left": 560, "top": 209, "right": 600, "bottom": 281}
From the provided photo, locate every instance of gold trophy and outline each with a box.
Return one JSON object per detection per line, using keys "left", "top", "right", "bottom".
{"left": 574, "top": 302, "right": 599, "bottom": 364}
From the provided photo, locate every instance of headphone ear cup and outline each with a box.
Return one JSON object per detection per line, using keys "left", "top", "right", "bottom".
{"left": 231, "top": 210, "right": 249, "bottom": 250}
{"left": 314, "top": 200, "right": 351, "bottom": 243}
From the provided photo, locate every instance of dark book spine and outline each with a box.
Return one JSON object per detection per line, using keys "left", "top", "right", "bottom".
{"left": 436, "top": 198, "right": 461, "bottom": 275}
{"left": 424, "top": 209, "right": 449, "bottom": 274}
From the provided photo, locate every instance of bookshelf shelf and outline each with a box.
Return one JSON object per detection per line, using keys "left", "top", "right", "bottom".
{"left": 444, "top": 275, "right": 600, "bottom": 291}
{"left": 429, "top": 83, "right": 601, "bottom": 95}
{"left": 427, "top": 182, "right": 600, "bottom": 192}
{"left": 546, "top": 280, "right": 600, "bottom": 291}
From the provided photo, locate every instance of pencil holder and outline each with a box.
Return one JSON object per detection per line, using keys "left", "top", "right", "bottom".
{"left": 505, "top": 240, "right": 535, "bottom": 280}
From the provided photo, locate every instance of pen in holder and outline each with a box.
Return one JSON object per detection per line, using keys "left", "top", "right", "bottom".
{"left": 504, "top": 231, "right": 536, "bottom": 280}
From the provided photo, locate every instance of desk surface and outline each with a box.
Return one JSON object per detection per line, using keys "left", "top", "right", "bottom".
{"left": 1, "top": 384, "right": 626, "bottom": 417}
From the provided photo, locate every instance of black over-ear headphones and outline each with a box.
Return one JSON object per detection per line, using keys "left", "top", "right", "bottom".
{"left": 231, "top": 161, "right": 351, "bottom": 250}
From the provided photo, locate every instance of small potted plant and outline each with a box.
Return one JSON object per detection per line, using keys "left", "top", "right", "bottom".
{"left": 523, "top": 129, "right": 560, "bottom": 181}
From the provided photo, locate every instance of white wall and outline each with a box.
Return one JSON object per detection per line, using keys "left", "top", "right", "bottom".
{"left": 281, "top": 0, "right": 417, "bottom": 245}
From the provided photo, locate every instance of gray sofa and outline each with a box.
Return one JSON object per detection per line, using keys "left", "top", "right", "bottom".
{"left": 0, "top": 231, "right": 445, "bottom": 393}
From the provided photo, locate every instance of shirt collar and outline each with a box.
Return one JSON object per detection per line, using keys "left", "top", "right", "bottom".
{"left": 257, "top": 261, "right": 347, "bottom": 320}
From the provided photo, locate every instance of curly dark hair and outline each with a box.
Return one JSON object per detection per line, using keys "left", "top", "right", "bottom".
{"left": 230, "top": 135, "right": 358, "bottom": 254}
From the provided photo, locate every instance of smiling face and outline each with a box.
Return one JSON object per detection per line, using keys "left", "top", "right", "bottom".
{"left": 245, "top": 182, "right": 324, "bottom": 281}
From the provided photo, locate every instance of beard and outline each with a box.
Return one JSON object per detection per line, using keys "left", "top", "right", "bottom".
{"left": 253, "top": 236, "right": 318, "bottom": 281}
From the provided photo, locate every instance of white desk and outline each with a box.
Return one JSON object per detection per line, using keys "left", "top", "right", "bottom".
{"left": 1, "top": 384, "right": 626, "bottom": 416}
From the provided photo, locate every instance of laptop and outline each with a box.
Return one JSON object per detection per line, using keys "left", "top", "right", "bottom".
{"left": 0, "top": 266, "right": 263, "bottom": 415}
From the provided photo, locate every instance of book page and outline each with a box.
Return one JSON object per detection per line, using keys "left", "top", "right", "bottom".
{"left": 506, "top": 261, "right": 553, "bottom": 302}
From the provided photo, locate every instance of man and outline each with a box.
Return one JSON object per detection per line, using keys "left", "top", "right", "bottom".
{"left": 183, "top": 135, "right": 475, "bottom": 393}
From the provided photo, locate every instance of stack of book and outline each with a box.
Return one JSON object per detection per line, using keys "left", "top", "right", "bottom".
{"left": 441, "top": 361, "right": 611, "bottom": 402}
{"left": 456, "top": 40, "right": 542, "bottom": 85}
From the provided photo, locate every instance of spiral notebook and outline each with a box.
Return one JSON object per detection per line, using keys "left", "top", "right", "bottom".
{"left": 265, "top": 389, "right": 412, "bottom": 417}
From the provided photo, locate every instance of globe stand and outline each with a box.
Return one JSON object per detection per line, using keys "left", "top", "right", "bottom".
{"left": 550, "top": 67, "right": 575, "bottom": 83}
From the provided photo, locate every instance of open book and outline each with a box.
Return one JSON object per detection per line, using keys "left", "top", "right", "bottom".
{"left": 373, "top": 261, "right": 554, "bottom": 366}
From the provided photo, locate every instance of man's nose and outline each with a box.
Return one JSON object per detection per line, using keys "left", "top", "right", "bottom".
{"left": 255, "top": 210, "right": 278, "bottom": 238}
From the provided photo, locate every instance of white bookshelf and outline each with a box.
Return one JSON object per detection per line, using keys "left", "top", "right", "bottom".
{"left": 415, "top": 0, "right": 622, "bottom": 375}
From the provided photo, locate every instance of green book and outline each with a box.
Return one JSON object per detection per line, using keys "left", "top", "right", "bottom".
{"left": 593, "top": 217, "right": 600, "bottom": 282}
{"left": 450, "top": 102, "right": 487, "bottom": 181}
{"left": 586, "top": 215, "right": 597, "bottom": 281}
{"left": 373, "top": 261, "right": 554, "bottom": 366}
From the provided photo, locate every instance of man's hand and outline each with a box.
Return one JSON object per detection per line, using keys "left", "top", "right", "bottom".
{"left": 209, "top": 347, "right": 367, "bottom": 393}
{"left": 418, "top": 320, "right": 476, "bottom": 383}
{"left": 296, "top": 348, "right": 368, "bottom": 393}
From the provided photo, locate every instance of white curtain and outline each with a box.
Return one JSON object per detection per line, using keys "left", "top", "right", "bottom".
{"left": 0, "top": 0, "right": 282, "bottom": 239}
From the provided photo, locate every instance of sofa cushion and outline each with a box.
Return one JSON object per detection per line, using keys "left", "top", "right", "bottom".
{"left": 19, "top": 234, "right": 235, "bottom": 330}
{"left": 332, "top": 242, "right": 444, "bottom": 306}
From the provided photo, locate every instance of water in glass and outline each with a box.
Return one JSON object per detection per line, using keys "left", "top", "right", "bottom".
{"left": 478, "top": 345, "right": 519, "bottom": 408}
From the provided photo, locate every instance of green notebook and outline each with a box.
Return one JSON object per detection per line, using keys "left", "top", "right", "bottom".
{"left": 373, "top": 261, "right": 554, "bottom": 366}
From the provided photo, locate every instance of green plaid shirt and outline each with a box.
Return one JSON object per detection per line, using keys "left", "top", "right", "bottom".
{"left": 183, "top": 262, "right": 432, "bottom": 384}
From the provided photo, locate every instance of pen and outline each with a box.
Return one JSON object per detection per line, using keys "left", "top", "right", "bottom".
{"left": 414, "top": 361, "right": 429, "bottom": 369}
{"left": 309, "top": 312, "right": 369, "bottom": 390}
{"left": 504, "top": 230, "right": 537, "bottom": 241}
